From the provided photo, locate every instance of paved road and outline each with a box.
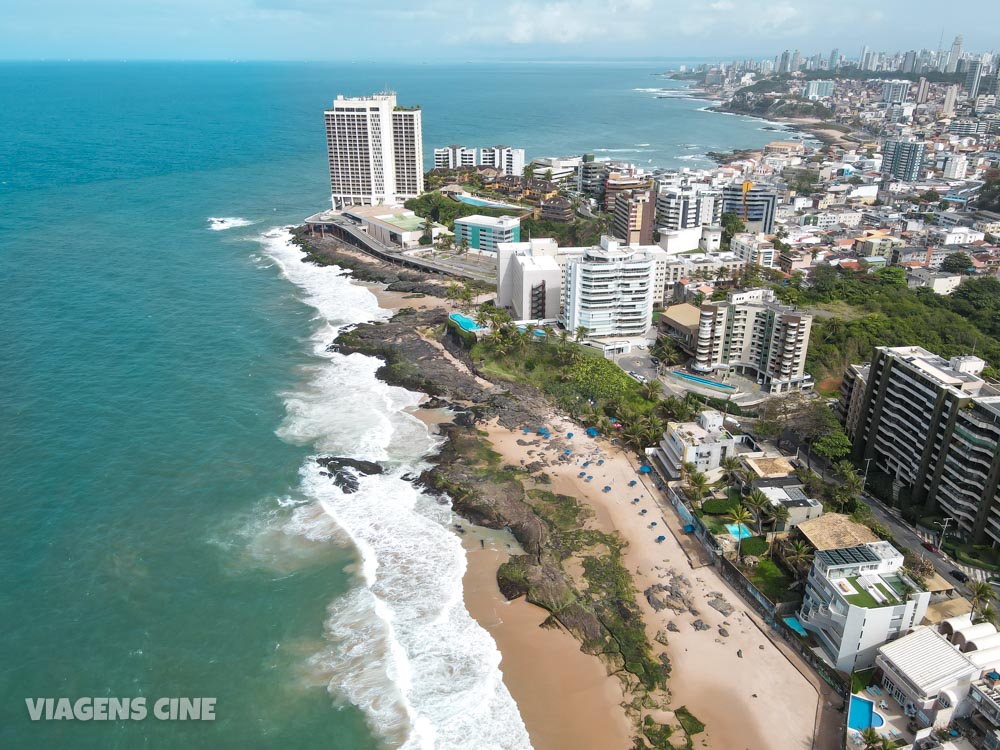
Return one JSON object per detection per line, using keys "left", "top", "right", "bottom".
{"left": 615, "top": 351, "right": 657, "bottom": 383}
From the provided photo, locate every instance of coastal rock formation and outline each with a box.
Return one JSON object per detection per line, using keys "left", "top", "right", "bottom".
{"left": 707, "top": 593, "right": 734, "bottom": 617}
{"left": 316, "top": 456, "right": 383, "bottom": 494}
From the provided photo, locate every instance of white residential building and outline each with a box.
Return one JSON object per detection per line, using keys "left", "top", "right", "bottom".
{"left": 649, "top": 410, "right": 736, "bottom": 479}
{"left": 730, "top": 232, "right": 778, "bottom": 269}
{"left": 943, "top": 153, "right": 969, "bottom": 180}
{"left": 655, "top": 183, "right": 720, "bottom": 229}
{"left": 453, "top": 214, "right": 521, "bottom": 253}
{"left": 876, "top": 627, "right": 980, "bottom": 730}
{"left": 324, "top": 91, "right": 423, "bottom": 207}
{"left": 906, "top": 268, "right": 964, "bottom": 295}
{"left": 798, "top": 542, "right": 930, "bottom": 672}
{"left": 930, "top": 227, "right": 986, "bottom": 245}
{"left": 480, "top": 146, "right": 525, "bottom": 176}
{"left": 433, "top": 145, "right": 476, "bottom": 170}
{"left": 563, "top": 237, "right": 659, "bottom": 338}
{"left": 693, "top": 289, "right": 813, "bottom": 393}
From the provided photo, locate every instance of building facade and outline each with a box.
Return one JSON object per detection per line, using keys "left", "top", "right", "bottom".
{"left": 649, "top": 410, "right": 736, "bottom": 479}
{"left": 691, "top": 289, "right": 813, "bottom": 393}
{"left": 563, "top": 237, "right": 658, "bottom": 338}
{"left": 838, "top": 347, "right": 1000, "bottom": 545}
{"left": 324, "top": 92, "right": 424, "bottom": 207}
{"left": 798, "top": 542, "right": 930, "bottom": 672}
{"left": 612, "top": 190, "right": 654, "bottom": 246}
{"left": 883, "top": 139, "right": 925, "bottom": 181}
{"left": 433, "top": 145, "right": 476, "bottom": 170}
{"left": 731, "top": 232, "right": 778, "bottom": 269}
{"left": 721, "top": 184, "right": 778, "bottom": 234}
{"left": 480, "top": 146, "right": 525, "bottom": 176}
{"left": 453, "top": 214, "right": 521, "bottom": 253}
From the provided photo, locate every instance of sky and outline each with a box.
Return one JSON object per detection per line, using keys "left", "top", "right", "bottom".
{"left": 1, "top": 0, "right": 998, "bottom": 61}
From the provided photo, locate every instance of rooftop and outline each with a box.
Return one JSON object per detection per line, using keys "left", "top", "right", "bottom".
{"left": 817, "top": 545, "right": 880, "bottom": 568}
{"left": 797, "top": 513, "right": 880, "bottom": 551}
{"left": 878, "top": 627, "right": 978, "bottom": 694}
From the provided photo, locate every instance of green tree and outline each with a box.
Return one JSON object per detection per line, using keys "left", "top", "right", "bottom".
{"left": 970, "top": 581, "right": 997, "bottom": 622}
{"left": 720, "top": 212, "right": 746, "bottom": 249}
{"left": 941, "top": 252, "right": 973, "bottom": 274}
{"left": 743, "top": 489, "right": 771, "bottom": 535}
{"left": 874, "top": 266, "right": 906, "bottom": 287}
{"left": 784, "top": 540, "right": 814, "bottom": 579}
{"left": 727, "top": 506, "right": 754, "bottom": 559}
{"left": 575, "top": 325, "right": 588, "bottom": 342}
{"left": 813, "top": 430, "right": 852, "bottom": 463}
{"left": 686, "top": 471, "right": 710, "bottom": 510}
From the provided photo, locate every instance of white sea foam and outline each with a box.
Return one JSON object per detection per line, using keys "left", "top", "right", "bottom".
{"left": 259, "top": 227, "right": 532, "bottom": 750}
{"left": 592, "top": 147, "right": 648, "bottom": 153}
{"left": 208, "top": 216, "right": 255, "bottom": 231}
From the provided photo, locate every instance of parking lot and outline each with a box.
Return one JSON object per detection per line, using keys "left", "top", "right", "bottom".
{"left": 615, "top": 351, "right": 658, "bottom": 384}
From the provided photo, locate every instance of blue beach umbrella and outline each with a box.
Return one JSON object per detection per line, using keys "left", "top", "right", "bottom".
{"left": 639, "top": 466, "right": 652, "bottom": 474}
{"left": 656, "top": 536, "right": 666, "bottom": 543}
{"left": 640, "top": 509, "right": 648, "bottom": 515}
{"left": 579, "top": 472, "right": 586, "bottom": 477}
{"left": 567, "top": 432, "right": 574, "bottom": 438}
{"left": 565, "top": 449, "right": 571, "bottom": 455}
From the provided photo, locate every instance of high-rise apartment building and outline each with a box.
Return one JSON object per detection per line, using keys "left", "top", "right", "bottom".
{"left": 943, "top": 84, "right": 959, "bottom": 117}
{"left": 882, "top": 139, "right": 925, "bottom": 181}
{"left": 324, "top": 92, "right": 424, "bottom": 208}
{"left": 480, "top": 146, "right": 525, "bottom": 176}
{"left": 838, "top": 347, "right": 1000, "bottom": 545}
{"left": 965, "top": 60, "right": 984, "bottom": 99}
{"left": 690, "top": 288, "right": 813, "bottom": 393}
{"left": 916, "top": 77, "right": 930, "bottom": 104}
{"left": 946, "top": 36, "right": 963, "bottom": 74}
{"left": 453, "top": 215, "right": 521, "bottom": 253}
{"left": 578, "top": 155, "right": 608, "bottom": 201}
{"left": 730, "top": 233, "right": 777, "bottom": 269}
{"left": 721, "top": 184, "right": 778, "bottom": 234}
{"left": 882, "top": 80, "right": 911, "bottom": 104}
{"left": 655, "top": 184, "right": 719, "bottom": 230}
{"left": 805, "top": 80, "right": 835, "bottom": 100}
{"left": 563, "top": 237, "right": 661, "bottom": 338}
{"left": 828, "top": 48, "right": 839, "bottom": 71}
{"left": 433, "top": 145, "right": 476, "bottom": 170}
{"left": 612, "top": 190, "right": 654, "bottom": 246}
{"left": 943, "top": 153, "right": 968, "bottom": 180}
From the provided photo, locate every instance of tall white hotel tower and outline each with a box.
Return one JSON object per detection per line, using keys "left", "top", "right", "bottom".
{"left": 324, "top": 91, "right": 424, "bottom": 208}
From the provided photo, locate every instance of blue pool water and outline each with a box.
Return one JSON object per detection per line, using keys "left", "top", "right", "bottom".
{"left": 725, "top": 523, "right": 753, "bottom": 540}
{"left": 848, "top": 696, "right": 885, "bottom": 731}
{"left": 450, "top": 313, "right": 481, "bottom": 331}
{"left": 783, "top": 616, "right": 808, "bottom": 637}
{"left": 671, "top": 370, "right": 737, "bottom": 392}
{"left": 454, "top": 195, "right": 522, "bottom": 210}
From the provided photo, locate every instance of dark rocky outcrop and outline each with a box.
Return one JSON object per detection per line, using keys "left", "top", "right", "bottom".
{"left": 316, "top": 456, "right": 384, "bottom": 494}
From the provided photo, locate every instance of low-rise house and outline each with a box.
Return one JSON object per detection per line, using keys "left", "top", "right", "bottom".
{"left": 906, "top": 268, "right": 964, "bottom": 295}
{"left": 751, "top": 477, "right": 824, "bottom": 530}
{"left": 876, "top": 626, "right": 980, "bottom": 730}
{"left": 650, "top": 410, "right": 736, "bottom": 480}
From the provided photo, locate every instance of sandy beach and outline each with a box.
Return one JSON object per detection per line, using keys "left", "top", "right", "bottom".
{"left": 483, "top": 415, "right": 822, "bottom": 750}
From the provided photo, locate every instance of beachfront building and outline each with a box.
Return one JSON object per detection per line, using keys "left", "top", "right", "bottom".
{"left": 875, "top": 627, "right": 980, "bottom": 730}
{"left": 691, "top": 289, "right": 813, "bottom": 394}
{"left": 837, "top": 347, "right": 1000, "bottom": 545}
{"left": 654, "top": 183, "right": 720, "bottom": 230}
{"left": 798, "top": 541, "right": 930, "bottom": 672}
{"left": 495, "top": 239, "right": 563, "bottom": 322}
{"left": 562, "top": 237, "right": 663, "bottom": 338}
{"left": 650, "top": 410, "right": 736, "bottom": 480}
{"left": 324, "top": 92, "right": 423, "bottom": 207}
{"left": 453, "top": 215, "right": 521, "bottom": 253}
{"left": 341, "top": 205, "right": 444, "bottom": 249}
{"left": 433, "top": 145, "right": 476, "bottom": 170}
{"left": 805, "top": 80, "right": 835, "bottom": 100}
{"left": 720, "top": 184, "right": 778, "bottom": 234}
{"left": 612, "top": 190, "right": 654, "bottom": 246}
{"left": 480, "top": 146, "right": 525, "bottom": 177}
{"left": 752, "top": 477, "right": 824, "bottom": 530}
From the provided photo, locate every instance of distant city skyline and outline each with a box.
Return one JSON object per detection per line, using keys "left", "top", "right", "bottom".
{"left": 2, "top": 0, "right": 999, "bottom": 61}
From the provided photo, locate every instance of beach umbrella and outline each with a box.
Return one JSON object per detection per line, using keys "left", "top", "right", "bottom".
{"left": 566, "top": 432, "right": 573, "bottom": 438}
{"left": 597, "top": 459, "right": 604, "bottom": 465}
{"left": 656, "top": 536, "right": 666, "bottom": 543}
{"left": 640, "top": 509, "right": 648, "bottom": 515}
{"left": 578, "top": 472, "right": 586, "bottom": 477}
{"left": 639, "top": 466, "right": 652, "bottom": 474}
{"left": 583, "top": 461, "right": 590, "bottom": 467}
{"left": 523, "top": 429, "right": 530, "bottom": 434}
{"left": 565, "top": 449, "right": 571, "bottom": 455}
{"left": 587, "top": 475, "right": 593, "bottom": 481}
{"left": 650, "top": 522, "right": 658, "bottom": 527}
{"left": 628, "top": 480, "right": 637, "bottom": 487}
{"left": 632, "top": 498, "right": 640, "bottom": 504}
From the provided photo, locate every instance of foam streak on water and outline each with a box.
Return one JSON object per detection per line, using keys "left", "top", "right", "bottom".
{"left": 260, "top": 228, "right": 532, "bottom": 750}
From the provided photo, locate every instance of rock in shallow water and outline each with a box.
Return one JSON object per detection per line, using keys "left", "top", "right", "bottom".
{"left": 316, "top": 456, "right": 384, "bottom": 494}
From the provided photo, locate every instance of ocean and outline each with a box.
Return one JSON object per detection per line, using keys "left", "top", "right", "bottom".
{"left": 0, "top": 61, "right": 790, "bottom": 749}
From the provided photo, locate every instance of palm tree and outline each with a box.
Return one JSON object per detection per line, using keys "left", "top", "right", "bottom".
{"left": 640, "top": 379, "right": 663, "bottom": 401}
{"left": 743, "top": 489, "right": 771, "bottom": 535}
{"left": 970, "top": 581, "right": 997, "bottom": 622}
{"left": 719, "top": 456, "right": 743, "bottom": 488}
{"left": 784, "top": 540, "right": 814, "bottom": 579}
{"left": 727, "top": 506, "right": 754, "bottom": 560}
{"left": 575, "top": 325, "right": 588, "bottom": 343}
{"left": 474, "top": 309, "right": 490, "bottom": 328}
{"left": 686, "top": 471, "right": 710, "bottom": 510}
{"left": 766, "top": 504, "right": 791, "bottom": 558}
{"left": 558, "top": 329, "right": 570, "bottom": 346}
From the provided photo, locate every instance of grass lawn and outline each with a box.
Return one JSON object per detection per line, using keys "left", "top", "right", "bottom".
{"left": 942, "top": 540, "right": 1000, "bottom": 572}
{"left": 742, "top": 558, "right": 796, "bottom": 603}
{"left": 801, "top": 300, "right": 864, "bottom": 320}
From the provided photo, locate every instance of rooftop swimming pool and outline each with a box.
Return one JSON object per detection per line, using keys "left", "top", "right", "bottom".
{"left": 848, "top": 696, "right": 885, "bottom": 731}
{"left": 671, "top": 370, "right": 737, "bottom": 392}
{"left": 453, "top": 195, "right": 521, "bottom": 210}
{"left": 725, "top": 523, "right": 753, "bottom": 540}
{"left": 450, "top": 313, "right": 481, "bottom": 332}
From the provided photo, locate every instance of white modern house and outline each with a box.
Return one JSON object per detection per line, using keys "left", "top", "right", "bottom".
{"left": 798, "top": 542, "right": 930, "bottom": 672}
{"left": 649, "top": 410, "right": 736, "bottom": 479}
{"left": 876, "top": 626, "right": 980, "bottom": 729}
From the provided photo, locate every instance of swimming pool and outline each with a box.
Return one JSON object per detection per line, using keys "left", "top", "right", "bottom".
{"left": 450, "top": 313, "right": 481, "bottom": 332}
{"left": 453, "top": 194, "right": 521, "bottom": 210}
{"left": 725, "top": 523, "right": 753, "bottom": 540}
{"left": 670, "top": 371, "right": 737, "bottom": 392}
{"left": 783, "top": 616, "right": 808, "bottom": 637}
{"left": 848, "top": 696, "right": 885, "bottom": 731}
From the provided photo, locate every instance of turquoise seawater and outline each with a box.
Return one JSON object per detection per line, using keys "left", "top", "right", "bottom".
{"left": 1, "top": 61, "right": 789, "bottom": 749}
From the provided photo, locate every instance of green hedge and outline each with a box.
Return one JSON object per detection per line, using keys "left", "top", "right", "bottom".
{"left": 702, "top": 496, "right": 740, "bottom": 515}
{"left": 739, "top": 536, "right": 769, "bottom": 557}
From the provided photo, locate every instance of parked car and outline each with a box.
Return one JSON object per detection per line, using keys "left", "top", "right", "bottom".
{"left": 922, "top": 541, "right": 940, "bottom": 553}
{"left": 950, "top": 569, "right": 970, "bottom": 583}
